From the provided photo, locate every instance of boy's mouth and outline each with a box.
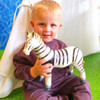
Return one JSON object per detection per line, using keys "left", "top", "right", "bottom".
{"left": 42, "top": 34, "right": 51, "bottom": 38}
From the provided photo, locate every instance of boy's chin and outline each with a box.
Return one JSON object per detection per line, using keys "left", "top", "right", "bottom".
{"left": 43, "top": 39, "right": 52, "bottom": 43}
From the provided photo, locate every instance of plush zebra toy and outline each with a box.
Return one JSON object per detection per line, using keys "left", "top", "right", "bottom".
{"left": 23, "top": 32, "right": 86, "bottom": 91}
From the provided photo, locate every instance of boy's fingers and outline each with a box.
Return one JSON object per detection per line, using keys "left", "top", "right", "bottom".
{"left": 39, "top": 59, "right": 47, "bottom": 64}
{"left": 41, "top": 68, "right": 52, "bottom": 74}
{"left": 41, "top": 64, "right": 53, "bottom": 69}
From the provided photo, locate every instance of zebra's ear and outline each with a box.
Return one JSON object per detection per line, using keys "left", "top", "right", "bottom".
{"left": 27, "top": 31, "right": 32, "bottom": 38}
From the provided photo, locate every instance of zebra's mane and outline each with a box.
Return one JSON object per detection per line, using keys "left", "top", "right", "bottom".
{"left": 27, "top": 32, "right": 45, "bottom": 49}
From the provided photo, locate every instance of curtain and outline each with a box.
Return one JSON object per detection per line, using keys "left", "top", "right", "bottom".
{"left": 0, "top": 0, "right": 62, "bottom": 98}
{"left": 58, "top": 0, "right": 100, "bottom": 56}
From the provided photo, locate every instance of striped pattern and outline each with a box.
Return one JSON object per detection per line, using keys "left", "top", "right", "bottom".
{"left": 53, "top": 47, "right": 85, "bottom": 74}
{"left": 23, "top": 32, "right": 86, "bottom": 90}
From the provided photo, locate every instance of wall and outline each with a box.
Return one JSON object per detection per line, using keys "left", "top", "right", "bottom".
{"left": 58, "top": 0, "right": 100, "bottom": 56}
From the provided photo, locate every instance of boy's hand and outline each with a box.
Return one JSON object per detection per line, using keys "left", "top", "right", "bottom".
{"left": 82, "top": 61, "right": 85, "bottom": 67}
{"left": 30, "top": 59, "right": 53, "bottom": 78}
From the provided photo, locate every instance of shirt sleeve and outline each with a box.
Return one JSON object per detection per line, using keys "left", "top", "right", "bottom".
{"left": 13, "top": 46, "right": 36, "bottom": 81}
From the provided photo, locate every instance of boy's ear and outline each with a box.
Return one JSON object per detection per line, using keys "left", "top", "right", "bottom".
{"left": 30, "top": 21, "right": 34, "bottom": 28}
{"left": 59, "top": 24, "right": 62, "bottom": 28}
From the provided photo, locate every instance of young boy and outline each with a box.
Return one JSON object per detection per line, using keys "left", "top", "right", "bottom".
{"left": 13, "top": 0, "right": 92, "bottom": 100}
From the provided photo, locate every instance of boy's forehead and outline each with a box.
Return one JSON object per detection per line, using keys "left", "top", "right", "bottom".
{"left": 33, "top": 9, "right": 61, "bottom": 19}
{"left": 32, "top": 9, "right": 62, "bottom": 24}
{"left": 32, "top": 7, "right": 61, "bottom": 18}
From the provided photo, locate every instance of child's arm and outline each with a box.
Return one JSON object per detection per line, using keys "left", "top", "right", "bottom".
{"left": 13, "top": 47, "right": 53, "bottom": 81}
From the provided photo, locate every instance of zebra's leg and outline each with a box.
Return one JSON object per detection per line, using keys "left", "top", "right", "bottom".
{"left": 45, "top": 77, "right": 51, "bottom": 91}
{"left": 75, "top": 65, "right": 86, "bottom": 83}
{"left": 39, "top": 75, "right": 52, "bottom": 91}
{"left": 79, "top": 70, "right": 86, "bottom": 83}
{"left": 39, "top": 75, "right": 44, "bottom": 81}
{"left": 68, "top": 64, "right": 74, "bottom": 75}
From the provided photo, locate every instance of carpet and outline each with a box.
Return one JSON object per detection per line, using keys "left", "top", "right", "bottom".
{"left": 0, "top": 50, "right": 100, "bottom": 100}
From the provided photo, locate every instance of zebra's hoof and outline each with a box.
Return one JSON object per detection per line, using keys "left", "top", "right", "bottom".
{"left": 68, "top": 72, "right": 72, "bottom": 76}
{"left": 45, "top": 87, "right": 50, "bottom": 91}
{"left": 80, "top": 79, "right": 85, "bottom": 84}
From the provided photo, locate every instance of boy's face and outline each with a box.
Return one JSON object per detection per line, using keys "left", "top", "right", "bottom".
{"left": 30, "top": 9, "right": 62, "bottom": 43}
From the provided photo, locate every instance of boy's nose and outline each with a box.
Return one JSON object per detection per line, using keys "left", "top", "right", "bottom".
{"left": 44, "top": 26, "right": 50, "bottom": 32}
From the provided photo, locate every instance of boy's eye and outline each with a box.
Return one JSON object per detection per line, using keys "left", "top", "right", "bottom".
{"left": 51, "top": 24, "right": 56, "bottom": 27}
{"left": 38, "top": 23, "right": 44, "bottom": 26}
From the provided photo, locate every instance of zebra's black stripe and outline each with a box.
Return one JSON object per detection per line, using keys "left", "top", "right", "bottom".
{"left": 39, "top": 49, "right": 52, "bottom": 60}
{"left": 77, "top": 63, "right": 85, "bottom": 72}
{"left": 54, "top": 50, "right": 58, "bottom": 64}
{"left": 73, "top": 47, "right": 78, "bottom": 62}
{"left": 36, "top": 46, "right": 47, "bottom": 56}
{"left": 78, "top": 63, "right": 82, "bottom": 67}
{"left": 35, "top": 45, "right": 44, "bottom": 53}
{"left": 75, "top": 48, "right": 79, "bottom": 62}
{"left": 58, "top": 50, "right": 61, "bottom": 65}
{"left": 61, "top": 49, "right": 65, "bottom": 65}
{"left": 81, "top": 69, "right": 85, "bottom": 73}
{"left": 78, "top": 66, "right": 85, "bottom": 73}
{"left": 35, "top": 42, "right": 43, "bottom": 52}
{"left": 64, "top": 48, "right": 68, "bottom": 64}
{"left": 27, "top": 45, "right": 32, "bottom": 51}
{"left": 77, "top": 57, "right": 83, "bottom": 65}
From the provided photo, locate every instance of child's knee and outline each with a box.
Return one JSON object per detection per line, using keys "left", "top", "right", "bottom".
{"left": 73, "top": 80, "right": 91, "bottom": 93}
{"left": 83, "top": 80, "right": 91, "bottom": 92}
{"left": 30, "top": 90, "right": 51, "bottom": 100}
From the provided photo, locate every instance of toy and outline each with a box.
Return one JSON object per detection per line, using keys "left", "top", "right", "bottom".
{"left": 23, "top": 32, "right": 86, "bottom": 91}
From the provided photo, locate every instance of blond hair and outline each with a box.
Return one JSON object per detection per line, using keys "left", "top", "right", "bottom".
{"left": 32, "top": 0, "right": 62, "bottom": 15}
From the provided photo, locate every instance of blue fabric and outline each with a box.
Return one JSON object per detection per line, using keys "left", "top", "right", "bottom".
{"left": 0, "top": 0, "right": 22, "bottom": 50}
